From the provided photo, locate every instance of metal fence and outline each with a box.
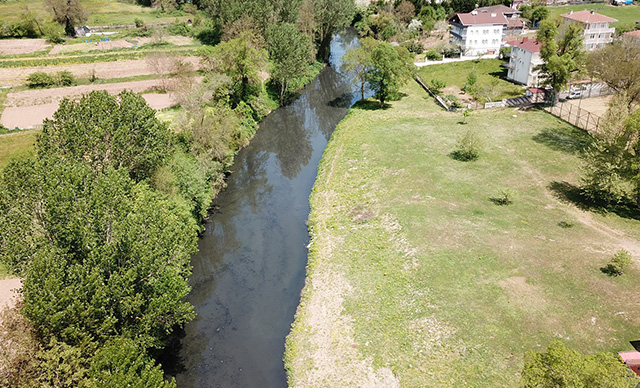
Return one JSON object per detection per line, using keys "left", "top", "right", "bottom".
{"left": 545, "top": 101, "right": 601, "bottom": 132}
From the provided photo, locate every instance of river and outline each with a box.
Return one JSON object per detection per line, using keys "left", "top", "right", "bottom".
{"left": 174, "top": 30, "right": 364, "bottom": 388}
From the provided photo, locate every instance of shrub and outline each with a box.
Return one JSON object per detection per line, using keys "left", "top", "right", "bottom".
{"left": 429, "top": 78, "right": 446, "bottom": 94}
{"left": 604, "top": 249, "right": 633, "bottom": 276}
{"left": 168, "top": 21, "right": 191, "bottom": 36}
{"left": 26, "top": 72, "right": 55, "bottom": 88}
{"left": 425, "top": 49, "right": 440, "bottom": 61}
{"left": 491, "top": 189, "right": 514, "bottom": 205}
{"left": 452, "top": 128, "right": 481, "bottom": 161}
{"left": 401, "top": 40, "right": 423, "bottom": 54}
{"left": 56, "top": 71, "right": 76, "bottom": 86}
{"left": 134, "top": 18, "right": 145, "bottom": 28}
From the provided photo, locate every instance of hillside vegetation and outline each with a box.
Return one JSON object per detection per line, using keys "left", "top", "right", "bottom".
{"left": 286, "top": 80, "right": 640, "bottom": 387}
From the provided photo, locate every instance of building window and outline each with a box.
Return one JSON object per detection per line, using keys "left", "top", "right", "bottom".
{"left": 483, "top": 29, "right": 489, "bottom": 34}
{"left": 494, "top": 28, "right": 500, "bottom": 34}
{"left": 482, "top": 39, "right": 488, "bottom": 44}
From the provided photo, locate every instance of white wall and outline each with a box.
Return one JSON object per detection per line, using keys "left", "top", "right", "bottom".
{"left": 462, "top": 24, "right": 504, "bottom": 55}
{"left": 507, "top": 46, "right": 543, "bottom": 86}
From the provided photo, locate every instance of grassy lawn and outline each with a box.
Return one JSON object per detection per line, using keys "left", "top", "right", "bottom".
{"left": 286, "top": 81, "right": 640, "bottom": 387}
{"left": 0, "top": 130, "right": 37, "bottom": 169}
{"left": 0, "top": 0, "right": 188, "bottom": 26}
{"left": 547, "top": 3, "right": 640, "bottom": 29}
{"left": 418, "top": 59, "right": 525, "bottom": 103}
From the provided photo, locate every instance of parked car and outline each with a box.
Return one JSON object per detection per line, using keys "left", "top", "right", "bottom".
{"left": 567, "top": 90, "right": 582, "bottom": 99}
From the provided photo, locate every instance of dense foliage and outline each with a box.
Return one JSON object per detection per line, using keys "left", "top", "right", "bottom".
{"left": 520, "top": 341, "right": 638, "bottom": 388}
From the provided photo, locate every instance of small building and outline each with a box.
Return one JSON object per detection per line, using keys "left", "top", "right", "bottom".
{"left": 618, "top": 351, "right": 640, "bottom": 378}
{"left": 624, "top": 29, "right": 640, "bottom": 43}
{"left": 560, "top": 10, "right": 617, "bottom": 50}
{"left": 74, "top": 26, "right": 91, "bottom": 37}
{"left": 526, "top": 87, "right": 548, "bottom": 103}
{"left": 506, "top": 37, "right": 543, "bottom": 86}
{"left": 450, "top": 11, "right": 508, "bottom": 56}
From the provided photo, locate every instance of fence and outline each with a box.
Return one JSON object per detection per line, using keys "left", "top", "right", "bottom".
{"left": 414, "top": 75, "right": 452, "bottom": 111}
{"left": 545, "top": 101, "right": 601, "bottom": 132}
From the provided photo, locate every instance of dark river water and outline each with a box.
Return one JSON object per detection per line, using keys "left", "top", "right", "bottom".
{"left": 174, "top": 30, "right": 363, "bottom": 388}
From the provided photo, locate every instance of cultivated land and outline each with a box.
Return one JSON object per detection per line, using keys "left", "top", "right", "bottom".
{"left": 547, "top": 3, "right": 640, "bottom": 28}
{"left": 286, "top": 80, "right": 640, "bottom": 387}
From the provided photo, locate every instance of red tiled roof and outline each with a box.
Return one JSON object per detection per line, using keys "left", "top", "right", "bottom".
{"left": 507, "top": 18, "right": 525, "bottom": 28}
{"left": 454, "top": 12, "right": 508, "bottom": 26}
{"left": 624, "top": 30, "right": 640, "bottom": 39}
{"left": 619, "top": 351, "right": 640, "bottom": 377}
{"left": 507, "top": 37, "right": 541, "bottom": 52}
{"left": 560, "top": 10, "right": 617, "bottom": 23}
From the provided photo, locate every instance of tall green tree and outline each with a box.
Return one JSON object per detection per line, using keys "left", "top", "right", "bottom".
{"left": 520, "top": 341, "right": 638, "bottom": 388}
{"left": 312, "top": 0, "right": 356, "bottom": 60}
{"left": 364, "top": 42, "right": 414, "bottom": 108}
{"left": 268, "top": 23, "right": 314, "bottom": 103}
{"left": 536, "top": 19, "right": 585, "bottom": 104}
{"left": 200, "top": 31, "right": 268, "bottom": 105}
{"left": 45, "top": 0, "right": 87, "bottom": 36}
{"left": 340, "top": 37, "right": 378, "bottom": 100}
{"left": 587, "top": 38, "right": 640, "bottom": 110}
{"left": 38, "top": 90, "right": 171, "bottom": 181}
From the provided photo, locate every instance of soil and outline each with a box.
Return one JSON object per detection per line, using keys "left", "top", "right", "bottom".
{"left": 0, "top": 56, "right": 200, "bottom": 86}
{"left": 564, "top": 95, "right": 612, "bottom": 117}
{"left": 0, "top": 278, "right": 21, "bottom": 313}
{"left": 0, "top": 76, "right": 198, "bottom": 128}
{"left": 442, "top": 85, "right": 476, "bottom": 108}
{"left": 0, "top": 39, "right": 50, "bottom": 55}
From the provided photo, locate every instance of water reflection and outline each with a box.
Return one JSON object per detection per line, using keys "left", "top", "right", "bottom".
{"left": 175, "top": 29, "right": 366, "bottom": 388}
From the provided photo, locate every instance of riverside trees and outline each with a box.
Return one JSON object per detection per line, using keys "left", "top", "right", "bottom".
{"left": 0, "top": 91, "right": 203, "bottom": 386}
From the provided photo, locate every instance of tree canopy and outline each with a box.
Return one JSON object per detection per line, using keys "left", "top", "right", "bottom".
{"left": 364, "top": 42, "right": 414, "bottom": 108}
{"left": 587, "top": 38, "right": 640, "bottom": 109}
{"left": 45, "top": 0, "right": 87, "bottom": 36}
{"left": 268, "top": 23, "right": 314, "bottom": 103}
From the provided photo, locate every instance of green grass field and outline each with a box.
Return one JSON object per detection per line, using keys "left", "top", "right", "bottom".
{"left": 418, "top": 59, "right": 525, "bottom": 103}
{"left": 547, "top": 3, "right": 640, "bottom": 29}
{"left": 0, "top": 0, "right": 188, "bottom": 26}
{"left": 286, "top": 81, "right": 640, "bottom": 387}
{"left": 0, "top": 130, "right": 37, "bottom": 169}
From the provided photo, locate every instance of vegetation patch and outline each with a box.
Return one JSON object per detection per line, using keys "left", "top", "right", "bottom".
{"left": 286, "top": 80, "right": 640, "bottom": 387}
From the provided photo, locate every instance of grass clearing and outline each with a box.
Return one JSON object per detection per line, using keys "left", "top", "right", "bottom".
{"left": 418, "top": 59, "right": 525, "bottom": 103}
{"left": 286, "top": 81, "right": 640, "bottom": 387}
{"left": 547, "top": 3, "right": 640, "bottom": 29}
{"left": 0, "top": 130, "right": 38, "bottom": 169}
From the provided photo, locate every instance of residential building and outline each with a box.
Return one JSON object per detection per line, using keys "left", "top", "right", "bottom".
{"left": 450, "top": 11, "right": 507, "bottom": 55}
{"left": 506, "top": 37, "right": 543, "bottom": 86}
{"left": 475, "top": 5, "right": 526, "bottom": 35}
{"left": 560, "top": 10, "right": 617, "bottom": 50}
{"left": 624, "top": 29, "right": 640, "bottom": 43}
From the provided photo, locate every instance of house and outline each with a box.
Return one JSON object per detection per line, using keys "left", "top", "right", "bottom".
{"left": 526, "top": 88, "right": 548, "bottom": 103}
{"left": 506, "top": 37, "right": 543, "bottom": 86}
{"left": 560, "top": 10, "right": 617, "bottom": 50}
{"left": 618, "top": 351, "right": 640, "bottom": 378}
{"left": 450, "top": 11, "right": 507, "bottom": 55}
{"left": 624, "top": 30, "right": 640, "bottom": 43}
{"left": 474, "top": 4, "right": 526, "bottom": 35}
{"left": 74, "top": 26, "right": 91, "bottom": 37}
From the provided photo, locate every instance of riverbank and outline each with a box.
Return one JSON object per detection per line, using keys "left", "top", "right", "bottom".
{"left": 285, "top": 80, "right": 640, "bottom": 386}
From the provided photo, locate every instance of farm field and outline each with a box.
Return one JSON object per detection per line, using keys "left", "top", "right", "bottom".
{"left": 0, "top": 0, "right": 189, "bottom": 26}
{"left": 286, "top": 80, "right": 640, "bottom": 387}
{"left": 547, "top": 3, "right": 640, "bottom": 28}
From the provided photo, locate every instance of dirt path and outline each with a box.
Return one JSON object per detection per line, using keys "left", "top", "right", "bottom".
{"left": 0, "top": 278, "right": 21, "bottom": 312}
{"left": 0, "top": 56, "right": 200, "bottom": 86}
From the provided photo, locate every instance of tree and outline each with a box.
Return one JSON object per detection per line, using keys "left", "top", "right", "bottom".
{"left": 312, "top": 0, "right": 356, "bottom": 61}
{"left": 200, "top": 31, "right": 268, "bottom": 105}
{"left": 268, "top": 23, "right": 314, "bottom": 103}
{"left": 37, "top": 90, "right": 171, "bottom": 181}
{"left": 520, "top": 341, "right": 638, "bottom": 388}
{"left": 395, "top": 0, "right": 416, "bottom": 24}
{"left": 45, "top": 0, "right": 87, "bottom": 36}
{"left": 531, "top": 6, "right": 549, "bottom": 26}
{"left": 365, "top": 43, "right": 414, "bottom": 108}
{"left": 536, "top": 19, "right": 585, "bottom": 104}
{"left": 587, "top": 37, "right": 640, "bottom": 110}
{"left": 340, "top": 37, "right": 378, "bottom": 100}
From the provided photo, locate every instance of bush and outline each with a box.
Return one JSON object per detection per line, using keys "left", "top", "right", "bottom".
{"left": 168, "top": 21, "right": 191, "bottom": 36}
{"left": 604, "top": 249, "right": 633, "bottom": 276}
{"left": 401, "top": 40, "right": 423, "bottom": 54}
{"left": 26, "top": 72, "right": 55, "bottom": 88}
{"left": 134, "top": 18, "right": 145, "bottom": 28}
{"left": 56, "top": 71, "right": 76, "bottom": 86}
{"left": 491, "top": 189, "right": 514, "bottom": 206}
{"left": 425, "top": 49, "right": 440, "bottom": 61}
{"left": 452, "top": 128, "right": 482, "bottom": 161}
{"left": 429, "top": 78, "right": 446, "bottom": 94}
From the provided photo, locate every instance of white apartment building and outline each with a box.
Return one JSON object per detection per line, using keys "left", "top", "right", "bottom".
{"left": 450, "top": 11, "right": 507, "bottom": 56}
{"left": 506, "top": 37, "right": 543, "bottom": 86}
{"left": 560, "top": 10, "right": 617, "bottom": 50}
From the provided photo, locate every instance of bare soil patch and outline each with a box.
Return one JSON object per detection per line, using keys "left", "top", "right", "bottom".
{"left": 0, "top": 279, "right": 21, "bottom": 313}
{"left": 0, "top": 39, "right": 50, "bottom": 55}
{"left": 564, "top": 95, "right": 612, "bottom": 117}
{"left": 0, "top": 56, "right": 200, "bottom": 86}
{"left": 442, "top": 85, "right": 475, "bottom": 107}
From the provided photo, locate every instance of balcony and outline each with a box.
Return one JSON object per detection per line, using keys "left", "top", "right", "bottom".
{"left": 584, "top": 27, "right": 615, "bottom": 35}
